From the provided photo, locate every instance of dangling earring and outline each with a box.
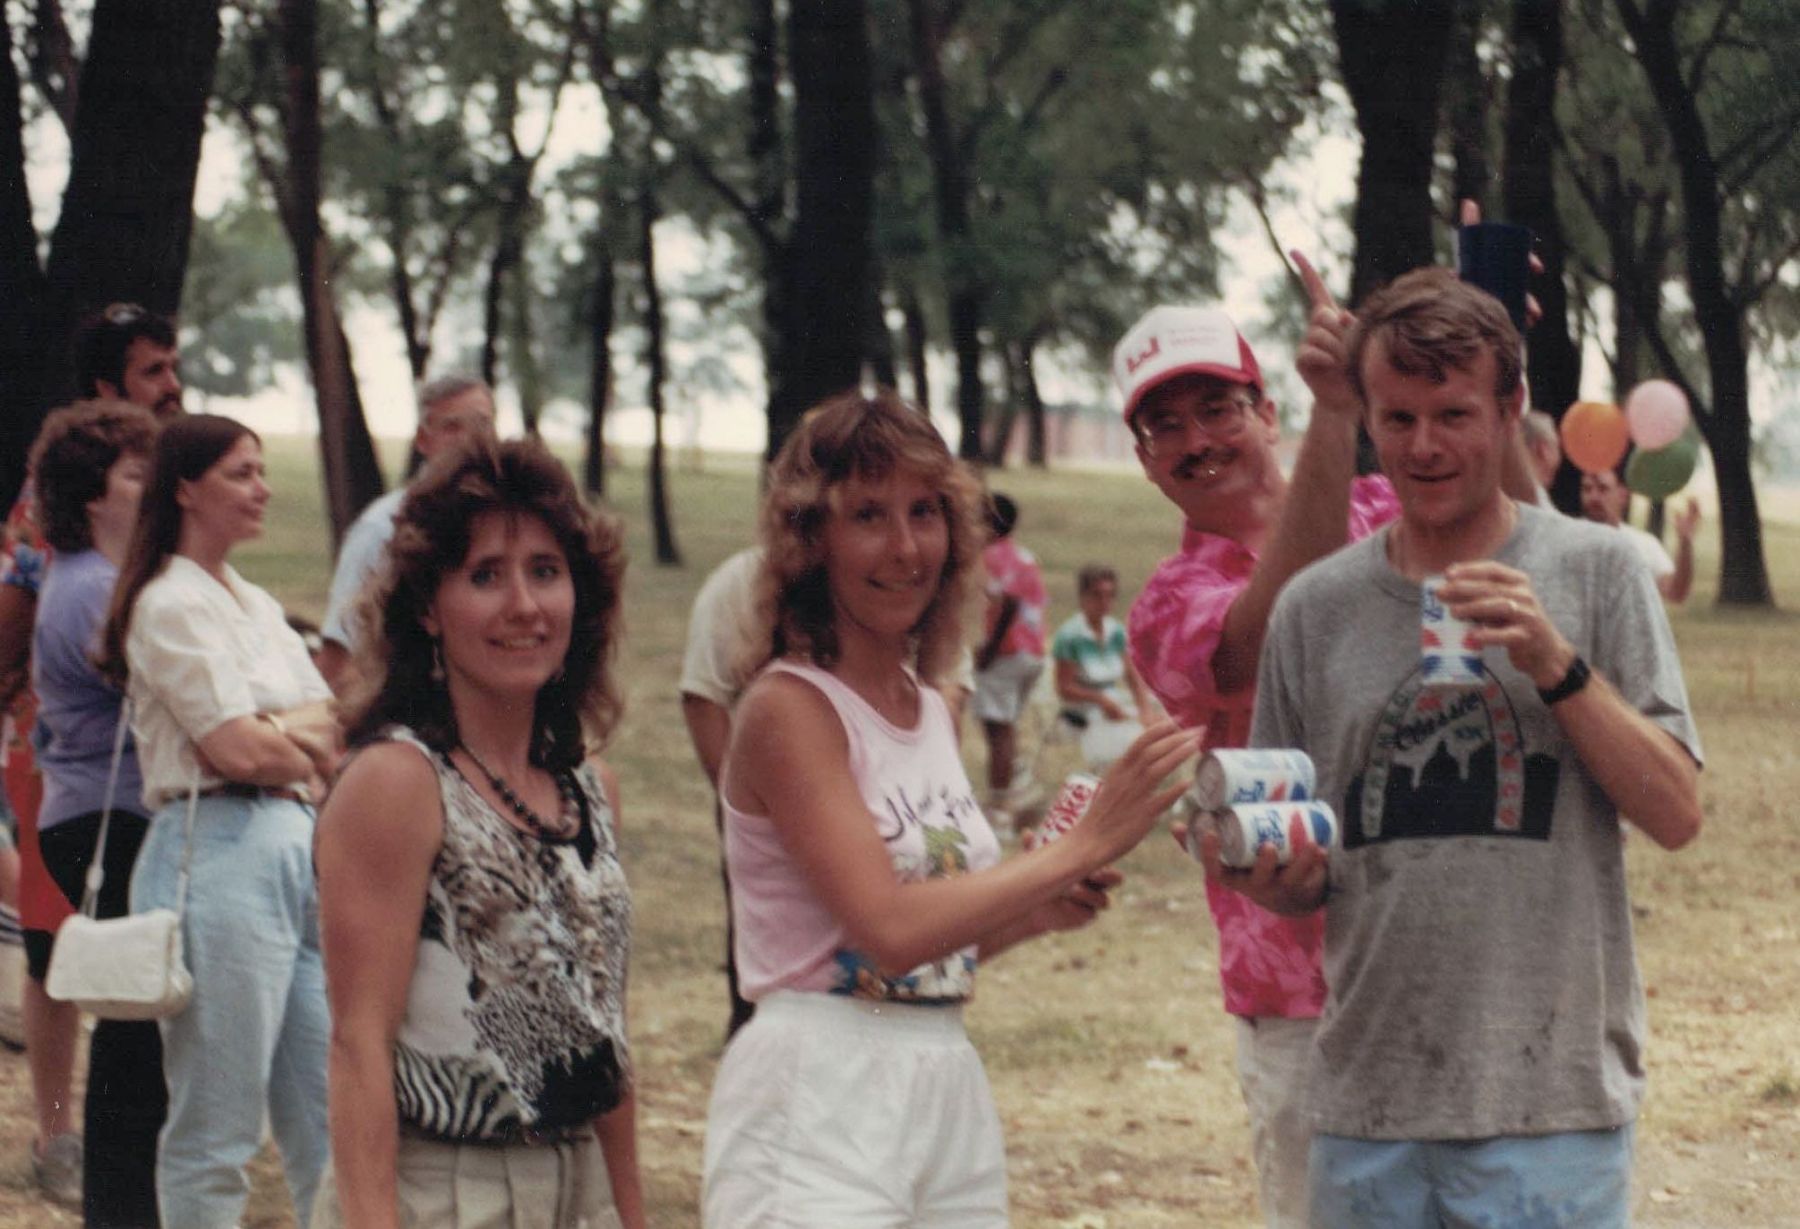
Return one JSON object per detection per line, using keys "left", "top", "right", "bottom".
{"left": 430, "top": 638, "right": 446, "bottom": 683}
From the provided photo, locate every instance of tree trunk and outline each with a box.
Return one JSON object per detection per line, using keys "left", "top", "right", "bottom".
{"left": 1329, "top": 0, "right": 1454, "bottom": 305}
{"left": 1445, "top": 0, "right": 1491, "bottom": 212}
{"left": 640, "top": 188, "right": 680, "bottom": 566}
{"left": 505, "top": 254, "right": 544, "bottom": 436}
{"left": 947, "top": 288, "right": 985, "bottom": 462}
{"left": 765, "top": 0, "right": 876, "bottom": 460}
{"left": 277, "top": 0, "right": 383, "bottom": 545}
{"left": 1618, "top": 0, "right": 1773, "bottom": 607}
{"left": 744, "top": 0, "right": 790, "bottom": 462}
{"left": 359, "top": 0, "right": 429, "bottom": 381}
{"left": 1502, "top": 0, "right": 1581, "bottom": 428}
{"left": 866, "top": 275, "right": 897, "bottom": 389}
{"left": 985, "top": 342, "right": 1021, "bottom": 467}
{"left": 0, "top": 17, "right": 50, "bottom": 511}
{"left": 906, "top": 0, "right": 984, "bottom": 459}
{"left": 34, "top": 0, "right": 222, "bottom": 417}
{"left": 1021, "top": 329, "right": 1047, "bottom": 468}
{"left": 584, "top": 210, "right": 617, "bottom": 498}
{"left": 901, "top": 290, "right": 930, "bottom": 412}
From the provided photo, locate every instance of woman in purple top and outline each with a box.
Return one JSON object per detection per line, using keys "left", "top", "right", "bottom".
{"left": 27, "top": 400, "right": 164, "bottom": 1226}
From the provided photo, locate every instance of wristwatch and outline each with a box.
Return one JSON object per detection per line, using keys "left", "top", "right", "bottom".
{"left": 1536, "top": 655, "right": 1591, "bottom": 706}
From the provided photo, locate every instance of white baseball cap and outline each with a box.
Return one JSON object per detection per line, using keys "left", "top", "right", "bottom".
{"left": 1112, "top": 305, "right": 1264, "bottom": 424}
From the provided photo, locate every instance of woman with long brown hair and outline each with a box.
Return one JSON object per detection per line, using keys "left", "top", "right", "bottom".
{"left": 701, "top": 391, "right": 1196, "bottom": 1226}
{"left": 98, "top": 413, "right": 338, "bottom": 1228}
{"left": 312, "top": 436, "right": 642, "bottom": 1228}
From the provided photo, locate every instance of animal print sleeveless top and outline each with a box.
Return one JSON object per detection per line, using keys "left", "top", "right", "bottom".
{"left": 384, "top": 728, "right": 633, "bottom": 1142}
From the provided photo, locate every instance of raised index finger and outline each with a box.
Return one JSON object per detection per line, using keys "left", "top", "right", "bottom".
{"left": 1291, "top": 250, "right": 1338, "bottom": 314}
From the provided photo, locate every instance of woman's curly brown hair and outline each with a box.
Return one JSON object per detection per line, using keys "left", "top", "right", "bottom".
{"left": 339, "top": 436, "right": 626, "bottom": 770}
{"left": 28, "top": 399, "right": 157, "bottom": 554}
{"left": 754, "top": 389, "right": 981, "bottom": 683}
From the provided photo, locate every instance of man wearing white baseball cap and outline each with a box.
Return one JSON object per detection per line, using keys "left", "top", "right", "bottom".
{"left": 1121, "top": 258, "right": 1398, "bottom": 1228}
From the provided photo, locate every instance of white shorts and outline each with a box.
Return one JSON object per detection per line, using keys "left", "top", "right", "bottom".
{"left": 972, "top": 653, "right": 1043, "bottom": 724}
{"left": 1234, "top": 1015, "right": 1318, "bottom": 1229}
{"left": 703, "top": 991, "right": 1007, "bottom": 1228}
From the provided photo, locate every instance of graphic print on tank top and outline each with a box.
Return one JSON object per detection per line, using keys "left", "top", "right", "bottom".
{"left": 1344, "top": 666, "right": 1561, "bottom": 846}
{"left": 831, "top": 775, "right": 988, "bottom": 1003}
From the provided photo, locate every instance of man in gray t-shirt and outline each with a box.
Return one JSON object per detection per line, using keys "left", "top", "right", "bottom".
{"left": 1200, "top": 269, "right": 1704, "bottom": 1228}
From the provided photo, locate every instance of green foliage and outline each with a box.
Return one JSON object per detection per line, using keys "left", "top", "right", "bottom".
{"left": 180, "top": 195, "right": 304, "bottom": 399}
{"left": 1560, "top": 0, "right": 1800, "bottom": 404}
{"left": 871, "top": 0, "right": 1334, "bottom": 375}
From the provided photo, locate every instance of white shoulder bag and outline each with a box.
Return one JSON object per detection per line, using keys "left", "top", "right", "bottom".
{"left": 44, "top": 699, "right": 195, "bottom": 1020}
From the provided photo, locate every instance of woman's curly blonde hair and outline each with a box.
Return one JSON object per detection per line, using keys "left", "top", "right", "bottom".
{"left": 754, "top": 389, "right": 982, "bottom": 684}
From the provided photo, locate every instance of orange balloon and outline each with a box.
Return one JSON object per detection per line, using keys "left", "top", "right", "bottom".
{"left": 1559, "top": 401, "right": 1630, "bottom": 474}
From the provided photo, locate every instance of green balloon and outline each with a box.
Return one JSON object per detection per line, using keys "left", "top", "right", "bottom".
{"left": 1625, "top": 429, "right": 1701, "bottom": 499}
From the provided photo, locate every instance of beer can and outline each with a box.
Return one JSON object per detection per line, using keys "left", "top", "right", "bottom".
{"left": 1189, "top": 749, "right": 1316, "bottom": 813}
{"left": 1021, "top": 772, "right": 1100, "bottom": 852}
{"left": 1189, "top": 800, "right": 1339, "bottom": 868}
{"left": 1421, "top": 574, "right": 1483, "bottom": 686}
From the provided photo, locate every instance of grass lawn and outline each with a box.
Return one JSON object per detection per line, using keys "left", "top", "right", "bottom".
{"left": 0, "top": 436, "right": 1793, "bottom": 1226}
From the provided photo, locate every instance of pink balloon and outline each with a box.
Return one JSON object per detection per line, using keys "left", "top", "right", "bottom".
{"left": 1625, "top": 379, "right": 1691, "bottom": 450}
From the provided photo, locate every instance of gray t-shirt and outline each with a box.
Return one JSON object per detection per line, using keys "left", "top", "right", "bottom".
{"left": 1252, "top": 502, "right": 1701, "bottom": 1140}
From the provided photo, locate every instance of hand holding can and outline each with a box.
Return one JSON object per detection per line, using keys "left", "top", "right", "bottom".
{"left": 1422, "top": 574, "right": 1484, "bottom": 686}
{"left": 1186, "top": 800, "right": 1340, "bottom": 869}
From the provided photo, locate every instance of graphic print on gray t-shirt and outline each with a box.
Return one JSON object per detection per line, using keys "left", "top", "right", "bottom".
{"left": 1348, "top": 669, "right": 1560, "bottom": 845}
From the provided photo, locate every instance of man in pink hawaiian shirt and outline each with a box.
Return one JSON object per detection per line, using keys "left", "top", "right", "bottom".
{"left": 1119, "top": 259, "right": 1396, "bottom": 1228}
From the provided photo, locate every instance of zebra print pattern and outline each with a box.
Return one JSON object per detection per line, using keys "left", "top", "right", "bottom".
{"left": 383, "top": 728, "right": 632, "bottom": 1142}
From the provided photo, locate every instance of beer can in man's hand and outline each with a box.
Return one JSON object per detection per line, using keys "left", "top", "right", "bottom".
{"left": 1189, "top": 749, "right": 1316, "bottom": 813}
{"left": 1422, "top": 574, "right": 1484, "bottom": 686}
{"left": 1021, "top": 773, "right": 1100, "bottom": 852}
{"left": 1187, "top": 800, "right": 1339, "bottom": 868}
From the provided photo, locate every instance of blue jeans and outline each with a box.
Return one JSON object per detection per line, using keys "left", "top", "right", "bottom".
{"left": 131, "top": 791, "right": 330, "bottom": 1229}
{"left": 1310, "top": 1124, "right": 1636, "bottom": 1229}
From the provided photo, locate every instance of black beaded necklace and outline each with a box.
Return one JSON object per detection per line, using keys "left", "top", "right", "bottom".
{"left": 458, "top": 745, "right": 578, "bottom": 841}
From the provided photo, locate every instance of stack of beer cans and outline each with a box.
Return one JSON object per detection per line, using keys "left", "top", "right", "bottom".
{"left": 1182, "top": 749, "right": 1339, "bottom": 867}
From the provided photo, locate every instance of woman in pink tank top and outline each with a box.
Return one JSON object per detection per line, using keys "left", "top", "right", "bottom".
{"left": 702, "top": 390, "right": 1197, "bottom": 1228}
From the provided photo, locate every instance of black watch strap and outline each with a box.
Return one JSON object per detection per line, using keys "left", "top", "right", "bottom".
{"left": 1537, "top": 655, "right": 1591, "bottom": 706}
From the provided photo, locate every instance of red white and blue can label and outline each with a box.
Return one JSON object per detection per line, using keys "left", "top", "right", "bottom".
{"left": 1422, "top": 574, "right": 1484, "bottom": 686}
{"left": 1190, "top": 749, "right": 1316, "bottom": 813}
{"left": 1190, "top": 800, "right": 1340, "bottom": 868}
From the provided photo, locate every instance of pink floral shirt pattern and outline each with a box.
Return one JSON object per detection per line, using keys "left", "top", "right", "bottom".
{"left": 982, "top": 537, "right": 1048, "bottom": 658}
{"left": 1128, "top": 474, "right": 1398, "bottom": 1018}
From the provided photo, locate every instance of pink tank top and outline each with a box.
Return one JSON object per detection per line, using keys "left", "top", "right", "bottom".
{"left": 723, "top": 659, "right": 1000, "bottom": 1003}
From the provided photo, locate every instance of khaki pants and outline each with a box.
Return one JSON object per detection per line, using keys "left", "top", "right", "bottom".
{"left": 312, "top": 1131, "right": 622, "bottom": 1229}
{"left": 1234, "top": 1015, "right": 1318, "bottom": 1229}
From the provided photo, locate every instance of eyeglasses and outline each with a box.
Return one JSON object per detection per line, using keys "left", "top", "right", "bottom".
{"left": 103, "top": 302, "right": 147, "bottom": 325}
{"left": 1134, "top": 395, "right": 1256, "bottom": 458}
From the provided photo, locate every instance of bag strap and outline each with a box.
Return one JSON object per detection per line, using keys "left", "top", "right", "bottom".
{"left": 79, "top": 695, "right": 201, "bottom": 921}
{"left": 78, "top": 697, "right": 133, "bottom": 918}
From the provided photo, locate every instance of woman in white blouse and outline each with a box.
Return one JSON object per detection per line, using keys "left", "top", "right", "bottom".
{"left": 97, "top": 414, "right": 340, "bottom": 1229}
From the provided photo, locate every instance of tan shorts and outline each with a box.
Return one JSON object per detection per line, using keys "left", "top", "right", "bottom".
{"left": 311, "top": 1130, "right": 622, "bottom": 1229}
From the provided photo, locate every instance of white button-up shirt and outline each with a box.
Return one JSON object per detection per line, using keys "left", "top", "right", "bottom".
{"left": 125, "top": 555, "right": 330, "bottom": 809}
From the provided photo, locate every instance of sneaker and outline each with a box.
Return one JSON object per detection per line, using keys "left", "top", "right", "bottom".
{"left": 32, "top": 1132, "right": 82, "bottom": 1206}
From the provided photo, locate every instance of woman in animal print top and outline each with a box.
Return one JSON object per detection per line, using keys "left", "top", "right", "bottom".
{"left": 701, "top": 390, "right": 1197, "bottom": 1226}
{"left": 313, "top": 437, "right": 641, "bottom": 1229}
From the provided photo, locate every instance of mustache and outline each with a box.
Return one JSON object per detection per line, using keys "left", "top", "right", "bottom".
{"left": 1171, "top": 447, "right": 1225, "bottom": 481}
